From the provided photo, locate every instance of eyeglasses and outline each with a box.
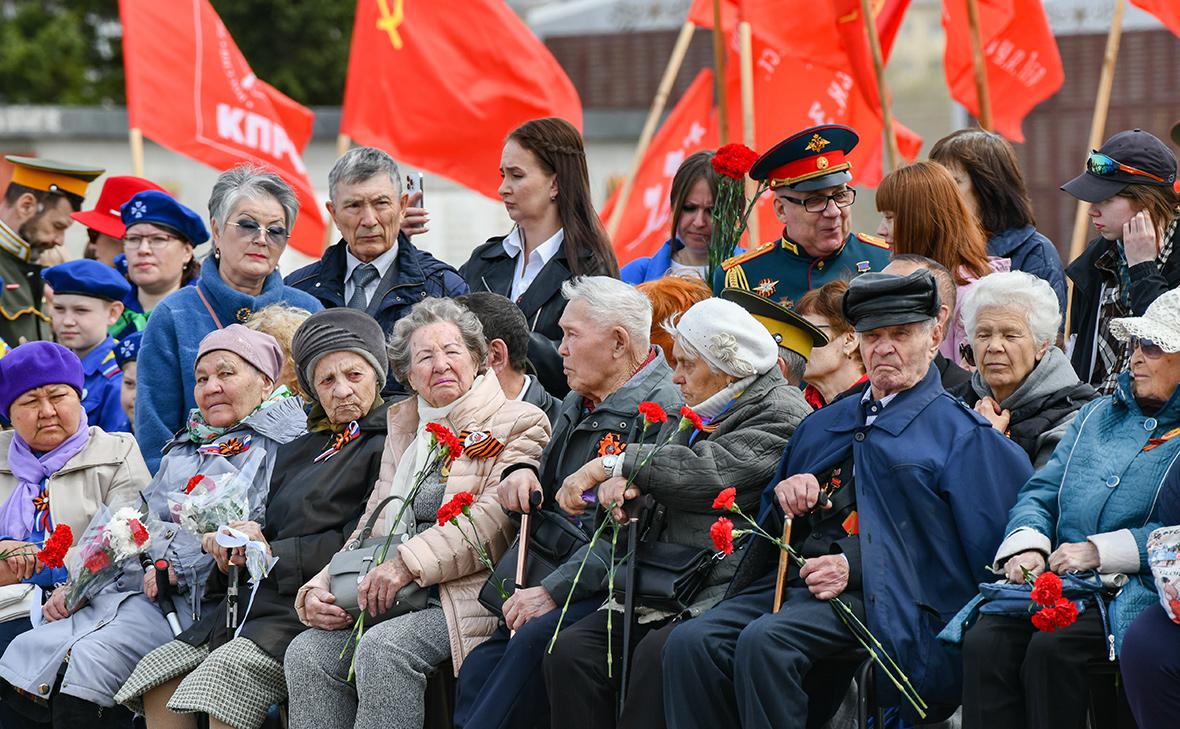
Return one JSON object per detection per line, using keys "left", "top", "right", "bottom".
{"left": 959, "top": 342, "right": 975, "bottom": 367}
{"left": 778, "top": 188, "right": 856, "bottom": 214}
{"left": 1086, "top": 151, "right": 1168, "bottom": 184}
{"left": 123, "top": 234, "right": 180, "bottom": 251}
{"left": 1132, "top": 336, "right": 1167, "bottom": 359}
{"left": 228, "top": 219, "right": 289, "bottom": 246}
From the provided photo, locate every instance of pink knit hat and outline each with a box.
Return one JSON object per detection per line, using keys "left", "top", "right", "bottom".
{"left": 195, "top": 324, "right": 283, "bottom": 383}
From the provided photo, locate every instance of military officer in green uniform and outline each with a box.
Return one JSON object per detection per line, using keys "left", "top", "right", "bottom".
{"left": 720, "top": 287, "right": 827, "bottom": 386}
{"left": 0, "top": 156, "right": 104, "bottom": 344}
{"left": 712, "top": 124, "right": 891, "bottom": 306}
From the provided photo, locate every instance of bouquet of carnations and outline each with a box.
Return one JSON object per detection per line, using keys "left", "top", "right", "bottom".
{"left": 708, "top": 143, "right": 768, "bottom": 284}
{"left": 167, "top": 450, "right": 263, "bottom": 536}
{"left": 64, "top": 505, "right": 153, "bottom": 610}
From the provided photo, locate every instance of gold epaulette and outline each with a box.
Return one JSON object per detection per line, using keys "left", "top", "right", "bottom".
{"left": 721, "top": 241, "right": 776, "bottom": 271}
{"left": 856, "top": 232, "right": 891, "bottom": 249}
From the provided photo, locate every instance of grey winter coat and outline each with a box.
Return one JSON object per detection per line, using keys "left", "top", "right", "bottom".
{"left": 960, "top": 347, "right": 1097, "bottom": 469}
{"left": 0, "top": 396, "right": 306, "bottom": 707}
{"left": 618, "top": 367, "right": 811, "bottom": 615}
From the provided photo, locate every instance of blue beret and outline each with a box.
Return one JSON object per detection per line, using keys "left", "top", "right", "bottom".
{"left": 121, "top": 190, "right": 209, "bottom": 245}
{"left": 0, "top": 341, "right": 84, "bottom": 417}
{"left": 115, "top": 331, "right": 143, "bottom": 367}
{"left": 42, "top": 259, "right": 132, "bottom": 302}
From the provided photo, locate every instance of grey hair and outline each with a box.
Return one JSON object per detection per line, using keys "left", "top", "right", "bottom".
{"left": 208, "top": 164, "right": 299, "bottom": 231}
{"left": 961, "top": 270, "right": 1061, "bottom": 348}
{"left": 388, "top": 297, "right": 488, "bottom": 390}
{"left": 329, "top": 147, "right": 403, "bottom": 203}
{"left": 778, "top": 347, "right": 807, "bottom": 384}
{"left": 561, "top": 276, "right": 652, "bottom": 351}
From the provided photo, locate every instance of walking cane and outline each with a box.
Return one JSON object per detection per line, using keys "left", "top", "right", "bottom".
{"left": 617, "top": 495, "right": 652, "bottom": 719}
{"left": 510, "top": 490, "right": 543, "bottom": 638}
{"left": 141, "top": 555, "right": 183, "bottom": 637}
{"left": 772, "top": 517, "right": 793, "bottom": 614}
{"left": 227, "top": 564, "right": 240, "bottom": 630}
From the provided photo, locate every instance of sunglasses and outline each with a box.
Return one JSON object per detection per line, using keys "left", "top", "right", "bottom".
{"left": 1131, "top": 336, "right": 1167, "bottom": 359}
{"left": 959, "top": 342, "right": 975, "bottom": 367}
{"left": 1086, "top": 151, "right": 1168, "bottom": 184}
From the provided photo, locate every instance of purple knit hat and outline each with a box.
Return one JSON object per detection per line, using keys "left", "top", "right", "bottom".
{"left": 195, "top": 324, "right": 284, "bottom": 383}
{"left": 0, "top": 341, "right": 85, "bottom": 417}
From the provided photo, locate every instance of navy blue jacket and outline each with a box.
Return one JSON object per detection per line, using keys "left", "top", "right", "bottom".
{"left": 285, "top": 234, "right": 468, "bottom": 392}
{"left": 988, "top": 225, "right": 1066, "bottom": 318}
{"left": 744, "top": 364, "right": 1031, "bottom": 716}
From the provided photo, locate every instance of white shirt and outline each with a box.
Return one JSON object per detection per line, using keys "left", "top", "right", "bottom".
{"left": 501, "top": 227, "right": 564, "bottom": 302}
{"left": 344, "top": 242, "right": 398, "bottom": 306}
{"left": 512, "top": 373, "right": 535, "bottom": 402}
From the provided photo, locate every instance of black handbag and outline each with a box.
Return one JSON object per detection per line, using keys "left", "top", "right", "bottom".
{"left": 613, "top": 502, "right": 721, "bottom": 614}
{"left": 478, "top": 506, "right": 590, "bottom": 617}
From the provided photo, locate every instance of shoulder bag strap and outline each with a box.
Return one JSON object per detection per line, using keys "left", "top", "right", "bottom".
{"left": 350, "top": 494, "right": 406, "bottom": 546}
{"left": 195, "top": 286, "right": 224, "bottom": 329}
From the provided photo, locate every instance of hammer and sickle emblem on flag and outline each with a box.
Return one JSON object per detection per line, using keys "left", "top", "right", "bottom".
{"left": 376, "top": 0, "right": 405, "bottom": 50}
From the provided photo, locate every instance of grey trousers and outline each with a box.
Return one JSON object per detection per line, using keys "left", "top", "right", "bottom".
{"left": 284, "top": 607, "right": 450, "bottom": 729}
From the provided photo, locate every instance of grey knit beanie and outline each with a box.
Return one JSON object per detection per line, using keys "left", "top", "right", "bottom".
{"left": 291, "top": 308, "right": 388, "bottom": 400}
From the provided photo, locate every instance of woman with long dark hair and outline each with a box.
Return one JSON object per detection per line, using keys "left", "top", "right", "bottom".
{"left": 929, "top": 129, "right": 1066, "bottom": 316}
{"left": 460, "top": 117, "right": 619, "bottom": 397}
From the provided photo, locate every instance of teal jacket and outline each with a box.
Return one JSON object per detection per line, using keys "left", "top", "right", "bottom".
{"left": 1001, "top": 371, "right": 1180, "bottom": 650}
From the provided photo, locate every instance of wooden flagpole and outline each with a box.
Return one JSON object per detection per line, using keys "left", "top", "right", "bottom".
{"left": 1065, "top": 0, "right": 1126, "bottom": 337}
{"left": 739, "top": 20, "right": 760, "bottom": 244}
{"left": 711, "top": 0, "right": 730, "bottom": 144}
{"left": 606, "top": 21, "right": 696, "bottom": 239}
{"left": 965, "top": 0, "right": 993, "bottom": 131}
{"left": 129, "top": 128, "right": 145, "bottom": 177}
{"left": 859, "top": 0, "right": 900, "bottom": 173}
{"left": 326, "top": 133, "right": 352, "bottom": 247}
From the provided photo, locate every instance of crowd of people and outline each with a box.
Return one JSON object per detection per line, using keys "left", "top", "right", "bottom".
{"left": 0, "top": 114, "right": 1178, "bottom": 729}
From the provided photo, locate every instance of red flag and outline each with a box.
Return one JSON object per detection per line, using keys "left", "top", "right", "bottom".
{"left": 602, "top": 70, "right": 718, "bottom": 265}
{"left": 341, "top": 0, "right": 583, "bottom": 199}
{"left": 1132, "top": 0, "right": 1180, "bottom": 36}
{"left": 942, "top": 0, "right": 1064, "bottom": 142}
{"left": 119, "top": 0, "right": 325, "bottom": 257}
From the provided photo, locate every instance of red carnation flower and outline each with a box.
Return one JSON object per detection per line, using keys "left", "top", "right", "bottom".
{"left": 437, "top": 492, "right": 476, "bottom": 526}
{"left": 36, "top": 524, "right": 73, "bottom": 569}
{"left": 185, "top": 475, "right": 210, "bottom": 495}
{"left": 637, "top": 401, "right": 668, "bottom": 425}
{"left": 83, "top": 549, "right": 111, "bottom": 573}
{"left": 1030, "top": 572, "right": 1063, "bottom": 606}
{"left": 712, "top": 487, "right": 737, "bottom": 512}
{"left": 453, "top": 491, "right": 475, "bottom": 513}
{"left": 1031, "top": 598, "right": 1079, "bottom": 632}
{"left": 129, "top": 519, "right": 150, "bottom": 548}
{"left": 427, "top": 423, "right": 464, "bottom": 463}
{"left": 679, "top": 406, "right": 705, "bottom": 432}
{"left": 712, "top": 143, "right": 759, "bottom": 180}
{"left": 1030, "top": 608, "right": 1056, "bottom": 632}
{"left": 710, "top": 517, "right": 735, "bottom": 555}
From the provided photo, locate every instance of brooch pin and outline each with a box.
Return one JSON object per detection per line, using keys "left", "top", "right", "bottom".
{"left": 198, "top": 434, "right": 252, "bottom": 457}
{"left": 459, "top": 429, "right": 505, "bottom": 459}
{"left": 597, "top": 433, "right": 626, "bottom": 458}
{"left": 314, "top": 421, "right": 361, "bottom": 463}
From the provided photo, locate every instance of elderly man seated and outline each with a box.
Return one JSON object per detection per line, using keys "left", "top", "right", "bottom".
{"left": 453, "top": 276, "right": 681, "bottom": 729}
{"left": 663, "top": 270, "right": 1033, "bottom": 727}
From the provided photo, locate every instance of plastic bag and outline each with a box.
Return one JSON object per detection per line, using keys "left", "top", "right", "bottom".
{"left": 167, "top": 449, "right": 264, "bottom": 536}
{"left": 1147, "top": 525, "right": 1180, "bottom": 624}
{"left": 64, "top": 502, "right": 155, "bottom": 610}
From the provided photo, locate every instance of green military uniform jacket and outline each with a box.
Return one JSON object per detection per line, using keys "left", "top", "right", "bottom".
{"left": 711, "top": 230, "right": 892, "bottom": 306}
{"left": 0, "top": 220, "right": 52, "bottom": 344}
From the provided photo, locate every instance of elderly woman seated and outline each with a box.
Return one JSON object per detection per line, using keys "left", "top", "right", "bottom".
{"left": 453, "top": 276, "right": 681, "bottom": 729}
{"left": 544, "top": 296, "right": 812, "bottom": 729}
{"left": 958, "top": 271, "right": 1097, "bottom": 468}
{"left": 795, "top": 279, "right": 866, "bottom": 409}
{"left": 0, "top": 343, "right": 149, "bottom": 726}
{"left": 0, "top": 327, "right": 304, "bottom": 728}
{"left": 282, "top": 297, "right": 550, "bottom": 729}
{"left": 959, "top": 288, "right": 1180, "bottom": 729}
{"left": 115, "top": 310, "right": 391, "bottom": 729}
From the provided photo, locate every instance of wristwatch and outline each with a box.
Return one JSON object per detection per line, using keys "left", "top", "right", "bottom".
{"left": 601, "top": 454, "right": 619, "bottom": 475}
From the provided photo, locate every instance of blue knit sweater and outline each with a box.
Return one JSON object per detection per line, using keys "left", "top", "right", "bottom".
{"left": 135, "top": 257, "right": 322, "bottom": 472}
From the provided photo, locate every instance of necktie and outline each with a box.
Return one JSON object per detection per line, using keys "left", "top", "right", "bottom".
{"left": 347, "top": 263, "right": 379, "bottom": 310}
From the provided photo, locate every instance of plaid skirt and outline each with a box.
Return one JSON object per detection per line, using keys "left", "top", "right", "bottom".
{"left": 115, "top": 638, "right": 286, "bottom": 729}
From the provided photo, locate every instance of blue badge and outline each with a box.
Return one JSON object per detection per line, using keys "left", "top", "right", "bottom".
{"left": 856, "top": 260, "right": 871, "bottom": 273}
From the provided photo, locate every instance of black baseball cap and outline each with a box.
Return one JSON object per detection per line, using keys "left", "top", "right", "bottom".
{"left": 842, "top": 270, "right": 940, "bottom": 333}
{"left": 1062, "top": 129, "right": 1177, "bottom": 203}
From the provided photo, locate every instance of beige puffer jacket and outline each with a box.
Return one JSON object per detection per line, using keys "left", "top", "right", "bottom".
{"left": 297, "top": 373, "right": 550, "bottom": 672}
